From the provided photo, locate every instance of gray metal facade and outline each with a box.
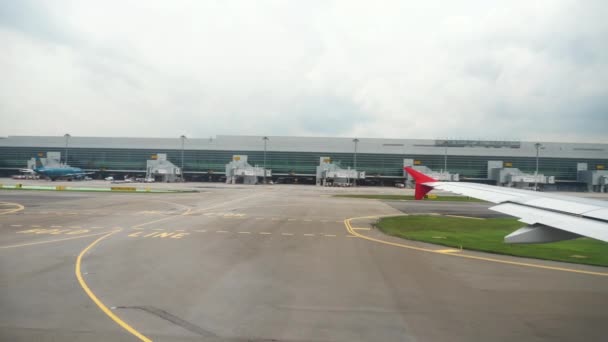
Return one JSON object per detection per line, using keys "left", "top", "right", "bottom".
{"left": 0, "top": 135, "right": 607, "bottom": 181}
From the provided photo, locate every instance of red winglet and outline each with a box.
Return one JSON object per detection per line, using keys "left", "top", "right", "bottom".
{"left": 404, "top": 167, "right": 437, "bottom": 200}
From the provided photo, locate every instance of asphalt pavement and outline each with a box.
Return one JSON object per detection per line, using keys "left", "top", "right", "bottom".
{"left": 1, "top": 183, "right": 607, "bottom": 341}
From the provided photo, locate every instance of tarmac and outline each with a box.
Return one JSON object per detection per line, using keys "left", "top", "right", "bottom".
{"left": 1, "top": 179, "right": 607, "bottom": 341}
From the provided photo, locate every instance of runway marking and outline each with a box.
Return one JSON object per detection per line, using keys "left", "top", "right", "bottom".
{"left": 281, "top": 233, "right": 294, "bottom": 236}
{"left": 239, "top": 231, "right": 251, "bottom": 234}
{"left": 0, "top": 230, "right": 113, "bottom": 249}
{"left": 259, "top": 232, "right": 272, "bottom": 235}
{"left": 344, "top": 216, "right": 608, "bottom": 277}
{"left": 75, "top": 230, "right": 152, "bottom": 342}
{"left": 288, "top": 218, "right": 297, "bottom": 221}
{"left": 10, "top": 224, "right": 23, "bottom": 227}
{"left": 128, "top": 231, "right": 189, "bottom": 239}
{"left": 216, "top": 230, "right": 229, "bottom": 233}
{"left": 16, "top": 228, "right": 91, "bottom": 235}
{"left": 303, "top": 219, "right": 313, "bottom": 222}
{"left": 194, "top": 230, "right": 207, "bottom": 233}
{"left": 324, "top": 234, "right": 337, "bottom": 237}
{"left": 0, "top": 202, "right": 25, "bottom": 216}
{"left": 303, "top": 233, "right": 315, "bottom": 236}
{"left": 255, "top": 217, "right": 265, "bottom": 220}
{"left": 436, "top": 249, "right": 461, "bottom": 253}
{"left": 70, "top": 226, "right": 81, "bottom": 229}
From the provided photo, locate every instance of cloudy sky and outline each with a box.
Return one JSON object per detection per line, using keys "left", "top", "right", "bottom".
{"left": 1, "top": 0, "right": 607, "bottom": 142}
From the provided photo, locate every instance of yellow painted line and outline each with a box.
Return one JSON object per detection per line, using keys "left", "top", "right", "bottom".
{"left": 344, "top": 216, "right": 608, "bottom": 277}
{"left": 75, "top": 230, "right": 152, "bottom": 342}
{"left": 131, "top": 205, "right": 193, "bottom": 229}
{"left": 0, "top": 231, "right": 114, "bottom": 249}
{"left": 238, "top": 231, "right": 251, "bottom": 234}
{"left": 0, "top": 202, "right": 25, "bottom": 216}
{"left": 436, "top": 249, "right": 461, "bottom": 253}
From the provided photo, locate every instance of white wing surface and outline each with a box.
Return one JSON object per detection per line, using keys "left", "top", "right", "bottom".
{"left": 405, "top": 167, "right": 608, "bottom": 244}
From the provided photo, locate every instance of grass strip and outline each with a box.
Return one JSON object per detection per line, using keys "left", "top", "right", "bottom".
{"left": 376, "top": 215, "right": 608, "bottom": 267}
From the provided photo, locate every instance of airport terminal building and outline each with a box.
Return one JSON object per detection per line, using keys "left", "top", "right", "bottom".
{"left": 0, "top": 135, "right": 607, "bottom": 187}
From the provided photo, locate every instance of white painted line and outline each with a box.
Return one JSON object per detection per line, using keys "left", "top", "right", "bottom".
{"left": 346, "top": 235, "right": 357, "bottom": 238}
{"left": 303, "top": 234, "right": 315, "bottom": 236}
{"left": 281, "top": 233, "right": 294, "bottom": 236}
{"left": 303, "top": 219, "right": 313, "bottom": 222}
{"left": 288, "top": 218, "right": 297, "bottom": 221}
{"left": 255, "top": 217, "right": 265, "bottom": 220}
{"left": 238, "top": 232, "right": 251, "bottom": 234}
{"left": 216, "top": 230, "right": 229, "bottom": 233}
{"left": 70, "top": 226, "right": 81, "bottom": 229}
{"left": 153, "top": 228, "right": 164, "bottom": 231}
{"left": 194, "top": 230, "right": 207, "bottom": 233}
{"left": 324, "top": 234, "right": 337, "bottom": 237}
{"left": 259, "top": 232, "right": 272, "bottom": 235}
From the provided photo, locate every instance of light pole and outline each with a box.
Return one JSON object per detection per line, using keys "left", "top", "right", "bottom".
{"left": 534, "top": 142, "right": 542, "bottom": 191}
{"left": 263, "top": 136, "right": 269, "bottom": 184}
{"left": 443, "top": 140, "right": 448, "bottom": 172}
{"left": 353, "top": 138, "right": 359, "bottom": 169}
{"left": 64, "top": 133, "right": 71, "bottom": 166}
{"left": 180, "top": 135, "right": 186, "bottom": 181}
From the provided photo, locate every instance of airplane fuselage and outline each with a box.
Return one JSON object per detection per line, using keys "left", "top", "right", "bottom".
{"left": 34, "top": 167, "right": 88, "bottom": 180}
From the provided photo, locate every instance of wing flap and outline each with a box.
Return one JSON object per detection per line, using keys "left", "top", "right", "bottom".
{"left": 491, "top": 203, "right": 608, "bottom": 242}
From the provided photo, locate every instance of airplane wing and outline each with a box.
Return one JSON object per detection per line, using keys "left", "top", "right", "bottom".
{"left": 404, "top": 167, "right": 608, "bottom": 244}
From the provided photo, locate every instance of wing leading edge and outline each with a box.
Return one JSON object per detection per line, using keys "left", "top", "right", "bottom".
{"left": 404, "top": 167, "right": 608, "bottom": 244}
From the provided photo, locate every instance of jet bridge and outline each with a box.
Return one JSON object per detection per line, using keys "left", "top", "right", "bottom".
{"left": 487, "top": 160, "right": 554, "bottom": 189}
{"left": 225, "top": 155, "right": 270, "bottom": 184}
{"left": 577, "top": 163, "right": 607, "bottom": 193}
{"left": 403, "top": 159, "right": 459, "bottom": 188}
{"left": 316, "top": 157, "right": 365, "bottom": 186}
{"left": 146, "top": 153, "right": 182, "bottom": 182}
{"left": 27, "top": 151, "right": 63, "bottom": 169}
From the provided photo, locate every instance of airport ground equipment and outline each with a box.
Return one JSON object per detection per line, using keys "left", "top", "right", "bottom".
{"left": 225, "top": 155, "right": 270, "bottom": 184}
{"left": 403, "top": 159, "right": 459, "bottom": 188}
{"left": 146, "top": 154, "right": 182, "bottom": 182}
{"left": 316, "top": 157, "right": 365, "bottom": 186}
{"left": 577, "top": 163, "right": 608, "bottom": 193}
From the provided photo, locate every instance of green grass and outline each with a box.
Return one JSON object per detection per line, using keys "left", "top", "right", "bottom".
{"left": 334, "top": 194, "right": 482, "bottom": 202}
{"left": 376, "top": 215, "right": 608, "bottom": 267}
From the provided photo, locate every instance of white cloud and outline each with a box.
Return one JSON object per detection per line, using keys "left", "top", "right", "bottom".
{"left": 0, "top": 0, "right": 606, "bottom": 142}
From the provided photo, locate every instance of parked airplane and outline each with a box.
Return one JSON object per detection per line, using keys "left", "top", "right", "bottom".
{"left": 405, "top": 167, "right": 608, "bottom": 244}
{"left": 20, "top": 157, "right": 94, "bottom": 181}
